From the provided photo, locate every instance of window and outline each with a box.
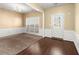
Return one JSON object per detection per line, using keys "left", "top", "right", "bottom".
{"left": 26, "top": 16, "right": 40, "bottom": 33}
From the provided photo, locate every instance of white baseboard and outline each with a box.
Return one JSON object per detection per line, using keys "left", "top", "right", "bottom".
{"left": 63, "top": 30, "right": 76, "bottom": 41}
{"left": 44, "top": 29, "right": 51, "bottom": 37}
{"left": 25, "top": 28, "right": 44, "bottom": 36}
{"left": 0, "top": 27, "right": 25, "bottom": 37}
{"left": 75, "top": 33, "right": 79, "bottom": 53}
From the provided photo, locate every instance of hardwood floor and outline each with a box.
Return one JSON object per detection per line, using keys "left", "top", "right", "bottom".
{"left": 0, "top": 33, "right": 42, "bottom": 55}
{"left": 0, "top": 33, "right": 78, "bottom": 55}
{"left": 17, "top": 37, "right": 78, "bottom": 55}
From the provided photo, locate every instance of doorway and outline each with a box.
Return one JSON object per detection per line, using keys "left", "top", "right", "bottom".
{"left": 51, "top": 13, "right": 64, "bottom": 38}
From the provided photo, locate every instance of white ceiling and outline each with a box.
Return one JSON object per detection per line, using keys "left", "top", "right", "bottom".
{"left": 0, "top": 3, "right": 35, "bottom": 13}
{"left": 0, "top": 3, "right": 64, "bottom": 13}
{"left": 38, "top": 3, "right": 64, "bottom": 9}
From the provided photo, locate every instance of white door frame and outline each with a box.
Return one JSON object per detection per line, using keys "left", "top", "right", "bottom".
{"left": 51, "top": 13, "right": 64, "bottom": 38}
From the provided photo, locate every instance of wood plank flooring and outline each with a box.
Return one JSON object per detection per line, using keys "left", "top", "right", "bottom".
{"left": 0, "top": 33, "right": 42, "bottom": 55}
{"left": 0, "top": 33, "right": 78, "bottom": 55}
{"left": 17, "top": 37, "right": 78, "bottom": 55}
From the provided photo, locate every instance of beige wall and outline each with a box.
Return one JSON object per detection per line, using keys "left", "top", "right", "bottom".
{"left": 0, "top": 9, "right": 23, "bottom": 28}
{"left": 24, "top": 12, "right": 43, "bottom": 28}
{"left": 44, "top": 4, "right": 75, "bottom": 31}
{"left": 24, "top": 4, "right": 75, "bottom": 31}
{"left": 75, "top": 4, "right": 79, "bottom": 33}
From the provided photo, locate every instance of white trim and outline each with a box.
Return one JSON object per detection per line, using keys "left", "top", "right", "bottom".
{"left": 75, "top": 32, "right": 79, "bottom": 53}
{"left": 51, "top": 13, "right": 64, "bottom": 38}
{"left": 0, "top": 27, "right": 25, "bottom": 37}
{"left": 44, "top": 28, "right": 51, "bottom": 37}
{"left": 63, "top": 30, "right": 76, "bottom": 41}
{"left": 25, "top": 28, "right": 44, "bottom": 36}
{"left": 42, "top": 12, "right": 45, "bottom": 37}
{"left": 25, "top": 28, "right": 51, "bottom": 37}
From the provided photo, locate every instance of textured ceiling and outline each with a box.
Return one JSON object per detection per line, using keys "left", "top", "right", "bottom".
{"left": 0, "top": 3, "right": 35, "bottom": 13}
{"left": 37, "top": 3, "right": 64, "bottom": 9}
{"left": 0, "top": 3, "right": 64, "bottom": 13}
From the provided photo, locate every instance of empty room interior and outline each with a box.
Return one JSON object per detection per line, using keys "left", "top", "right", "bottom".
{"left": 0, "top": 3, "right": 79, "bottom": 55}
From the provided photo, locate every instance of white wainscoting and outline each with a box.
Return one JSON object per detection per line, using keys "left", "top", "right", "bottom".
{"left": 0, "top": 27, "right": 25, "bottom": 37}
{"left": 75, "top": 33, "right": 79, "bottom": 53}
{"left": 25, "top": 28, "right": 44, "bottom": 36}
{"left": 44, "top": 28, "right": 51, "bottom": 37}
{"left": 63, "top": 30, "right": 76, "bottom": 41}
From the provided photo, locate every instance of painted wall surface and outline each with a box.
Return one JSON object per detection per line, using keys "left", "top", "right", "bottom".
{"left": 0, "top": 9, "right": 24, "bottom": 37}
{"left": 0, "top": 9, "right": 23, "bottom": 28}
{"left": 0, "top": 27, "right": 25, "bottom": 37}
{"left": 75, "top": 4, "right": 79, "bottom": 33}
{"left": 24, "top": 12, "right": 43, "bottom": 28}
{"left": 44, "top": 4, "right": 75, "bottom": 31}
